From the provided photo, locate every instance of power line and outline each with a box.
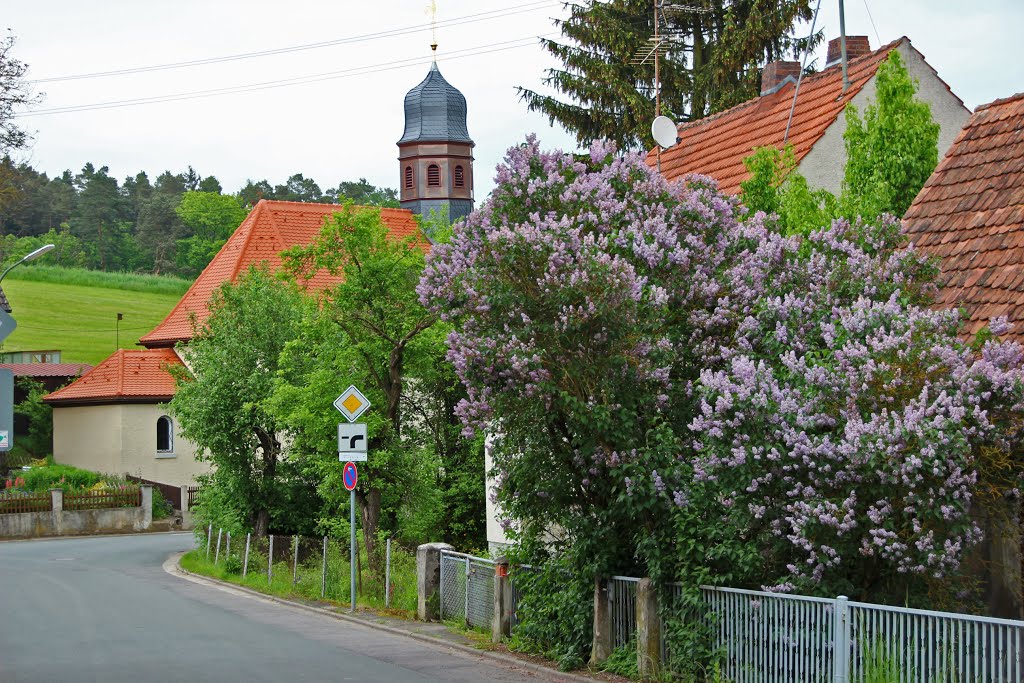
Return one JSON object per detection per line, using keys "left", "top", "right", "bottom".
{"left": 16, "top": 34, "right": 555, "bottom": 118}
{"left": 861, "top": 0, "right": 882, "bottom": 47}
{"left": 30, "top": 1, "right": 558, "bottom": 84}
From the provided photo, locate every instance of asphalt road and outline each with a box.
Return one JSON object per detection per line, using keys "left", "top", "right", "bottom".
{"left": 0, "top": 533, "right": 565, "bottom": 683}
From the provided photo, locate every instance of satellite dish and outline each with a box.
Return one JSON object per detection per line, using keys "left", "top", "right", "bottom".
{"left": 651, "top": 115, "right": 678, "bottom": 149}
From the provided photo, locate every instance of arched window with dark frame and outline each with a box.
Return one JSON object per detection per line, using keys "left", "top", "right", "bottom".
{"left": 427, "top": 164, "right": 441, "bottom": 187}
{"left": 454, "top": 165, "right": 465, "bottom": 188}
{"left": 157, "top": 415, "right": 173, "bottom": 453}
{"left": 404, "top": 166, "right": 413, "bottom": 189}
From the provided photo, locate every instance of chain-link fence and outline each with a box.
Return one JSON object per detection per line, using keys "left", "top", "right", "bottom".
{"left": 439, "top": 549, "right": 495, "bottom": 630}
{"left": 195, "top": 528, "right": 414, "bottom": 611}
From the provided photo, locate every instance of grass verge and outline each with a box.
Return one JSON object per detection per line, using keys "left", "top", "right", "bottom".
{"left": 181, "top": 537, "right": 418, "bottom": 617}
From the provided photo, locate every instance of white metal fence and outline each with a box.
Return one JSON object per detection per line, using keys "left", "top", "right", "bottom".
{"left": 497, "top": 562, "right": 1024, "bottom": 682}
{"left": 610, "top": 576, "right": 639, "bottom": 648}
{"left": 439, "top": 549, "right": 495, "bottom": 630}
{"left": 629, "top": 580, "right": 1024, "bottom": 682}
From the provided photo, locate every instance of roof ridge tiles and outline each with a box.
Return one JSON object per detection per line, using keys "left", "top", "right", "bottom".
{"left": 976, "top": 92, "right": 1024, "bottom": 112}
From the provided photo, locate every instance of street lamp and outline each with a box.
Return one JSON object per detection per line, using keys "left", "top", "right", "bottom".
{"left": 0, "top": 244, "right": 56, "bottom": 286}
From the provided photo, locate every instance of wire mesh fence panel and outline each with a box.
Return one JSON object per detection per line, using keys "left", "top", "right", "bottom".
{"left": 847, "top": 601, "right": 1024, "bottom": 683}
{"left": 323, "top": 538, "right": 352, "bottom": 604}
{"left": 610, "top": 576, "right": 639, "bottom": 649}
{"left": 508, "top": 566, "right": 532, "bottom": 630}
{"left": 246, "top": 536, "right": 270, "bottom": 585}
{"left": 466, "top": 557, "right": 495, "bottom": 630}
{"left": 440, "top": 551, "right": 467, "bottom": 622}
{"left": 292, "top": 536, "right": 324, "bottom": 595}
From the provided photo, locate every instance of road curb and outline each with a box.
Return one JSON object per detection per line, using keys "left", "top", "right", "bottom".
{"left": 166, "top": 551, "right": 601, "bottom": 683}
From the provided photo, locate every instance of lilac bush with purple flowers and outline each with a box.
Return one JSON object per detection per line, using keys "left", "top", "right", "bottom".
{"left": 419, "top": 136, "right": 1024, "bottom": 606}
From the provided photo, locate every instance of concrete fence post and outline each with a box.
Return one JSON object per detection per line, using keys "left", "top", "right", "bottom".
{"left": 833, "top": 595, "right": 850, "bottom": 683}
{"left": 636, "top": 578, "right": 661, "bottom": 679}
{"left": 492, "top": 556, "right": 512, "bottom": 643}
{"left": 140, "top": 485, "right": 153, "bottom": 529}
{"left": 590, "top": 576, "right": 612, "bottom": 666}
{"left": 49, "top": 488, "right": 63, "bottom": 535}
{"left": 179, "top": 485, "right": 189, "bottom": 512}
{"left": 416, "top": 542, "right": 453, "bottom": 621}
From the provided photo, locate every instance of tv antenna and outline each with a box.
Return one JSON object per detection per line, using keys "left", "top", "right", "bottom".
{"left": 636, "top": 1, "right": 684, "bottom": 171}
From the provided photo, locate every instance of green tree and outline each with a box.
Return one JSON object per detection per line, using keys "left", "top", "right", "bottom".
{"left": 237, "top": 179, "right": 275, "bottom": 208}
{"left": 276, "top": 204, "right": 443, "bottom": 563}
{"left": 741, "top": 52, "right": 940, "bottom": 233}
{"left": 135, "top": 193, "right": 186, "bottom": 274}
{"left": 0, "top": 32, "right": 39, "bottom": 156}
{"left": 171, "top": 266, "right": 308, "bottom": 536}
{"left": 840, "top": 50, "right": 939, "bottom": 220}
{"left": 174, "top": 191, "right": 246, "bottom": 277}
{"left": 13, "top": 378, "right": 53, "bottom": 458}
{"left": 519, "top": 0, "right": 818, "bottom": 150}
{"left": 69, "top": 163, "right": 133, "bottom": 270}
{"left": 330, "top": 178, "right": 399, "bottom": 208}
{"left": 273, "top": 173, "right": 324, "bottom": 203}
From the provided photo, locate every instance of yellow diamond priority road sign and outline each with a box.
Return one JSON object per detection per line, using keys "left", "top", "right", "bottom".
{"left": 334, "top": 385, "right": 370, "bottom": 423}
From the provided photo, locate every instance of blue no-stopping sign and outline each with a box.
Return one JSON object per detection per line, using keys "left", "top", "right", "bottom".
{"left": 343, "top": 461, "right": 358, "bottom": 491}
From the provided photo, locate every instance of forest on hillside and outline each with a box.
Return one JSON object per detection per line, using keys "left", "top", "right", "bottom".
{"left": 0, "top": 157, "right": 398, "bottom": 280}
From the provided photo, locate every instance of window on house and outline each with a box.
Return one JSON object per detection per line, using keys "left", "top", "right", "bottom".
{"left": 454, "top": 165, "right": 465, "bottom": 188}
{"left": 404, "top": 166, "right": 413, "bottom": 189}
{"left": 427, "top": 164, "right": 441, "bottom": 187}
{"left": 157, "top": 415, "right": 173, "bottom": 454}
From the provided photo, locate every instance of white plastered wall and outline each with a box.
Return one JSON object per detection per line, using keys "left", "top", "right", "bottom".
{"left": 797, "top": 39, "right": 971, "bottom": 197}
{"left": 52, "top": 403, "right": 209, "bottom": 486}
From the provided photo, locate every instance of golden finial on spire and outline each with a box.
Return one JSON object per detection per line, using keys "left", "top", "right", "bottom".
{"left": 426, "top": 1, "right": 439, "bottom": 58}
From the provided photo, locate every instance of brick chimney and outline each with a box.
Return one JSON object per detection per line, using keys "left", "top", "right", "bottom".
{"left": 760, "top": 61, "right": 801, "bottom": 96}
{"left": 825, "top": 36, "right": 871, "bottom": 68}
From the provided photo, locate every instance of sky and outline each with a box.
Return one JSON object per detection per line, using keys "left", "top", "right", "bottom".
{"left": 5, "top": 1, "right": 1023, "bottom": 202}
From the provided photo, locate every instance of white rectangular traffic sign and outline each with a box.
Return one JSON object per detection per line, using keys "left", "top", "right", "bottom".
{"left": 339, "top": 452, "right": 367, "bottom": 462}
{"left": 338, "top": 423, "right": 368, "bottom": 456}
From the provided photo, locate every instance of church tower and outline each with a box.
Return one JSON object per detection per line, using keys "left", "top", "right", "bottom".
{"left": 397, "top": 61, "right": 474, "bottom": 222}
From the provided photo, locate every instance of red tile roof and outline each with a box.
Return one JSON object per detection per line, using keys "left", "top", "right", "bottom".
{"left": 650, "top": 37, "right": 939, "bottom": 195}
{"left": 903, "top": 92, "right": 1024, "bottom": 342}
{"left": 43, "top": 349, "right": 181, "bottom": 405}
{"left": 139, "top": 200, "right": 422, "bottom": 348}
{"left": 0, "top": 363, "right": 91, "bottom": 378}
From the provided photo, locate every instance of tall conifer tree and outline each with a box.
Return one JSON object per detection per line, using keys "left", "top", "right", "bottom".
{"left": 519, "top": 0, "right": 820, "bottom": 150}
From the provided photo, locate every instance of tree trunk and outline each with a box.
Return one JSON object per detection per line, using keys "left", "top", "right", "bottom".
{"left": 254, "top": 509, "right": 270, "bottom": 537}
{"left": 360, "top": 488, "right": 382, "bottom": 572}
{"left": 254, "top": 427, "right": 279, "bottom": 538}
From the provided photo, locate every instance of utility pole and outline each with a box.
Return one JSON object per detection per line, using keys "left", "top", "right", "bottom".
{"left": 838, "top": 0, "right": 850, "bottom": 93}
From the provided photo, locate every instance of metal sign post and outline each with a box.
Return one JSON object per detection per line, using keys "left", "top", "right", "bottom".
{"left": 335, "top": 385, "right": 370, "bottom": 615}
{"left": 345, "top": 462, "right": 358, "bottom": 613}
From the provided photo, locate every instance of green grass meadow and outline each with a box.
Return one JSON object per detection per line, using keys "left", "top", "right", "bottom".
{"left": 0, "top": 267, "right": 191, "bottom": 366}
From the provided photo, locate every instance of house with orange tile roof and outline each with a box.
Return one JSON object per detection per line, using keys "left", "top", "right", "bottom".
{"left": 43, "top": 61, "right": 473, "bottom": 503}
{"left": 901, "top": 91, "right": 1024, "bottom": 618}
{"left": 903, "top": 92, "right": 1024, "bottom": 345}
{"left": 650, "top": 36, "right": 970, "bottom": 198}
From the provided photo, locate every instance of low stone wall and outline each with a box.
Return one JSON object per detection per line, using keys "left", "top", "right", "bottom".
{"left": 0, "top": 486, "right": 152, "bottom": 538}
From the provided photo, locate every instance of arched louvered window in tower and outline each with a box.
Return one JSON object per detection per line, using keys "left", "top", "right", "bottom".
{"left": 427, "top": 164, "right": 441, "bottom": 187}
{"left": 404, "top": 166, "right": 413, "bottom": 189}
{"left": 454, "top": 165, "right": 465, "bottom": 188}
